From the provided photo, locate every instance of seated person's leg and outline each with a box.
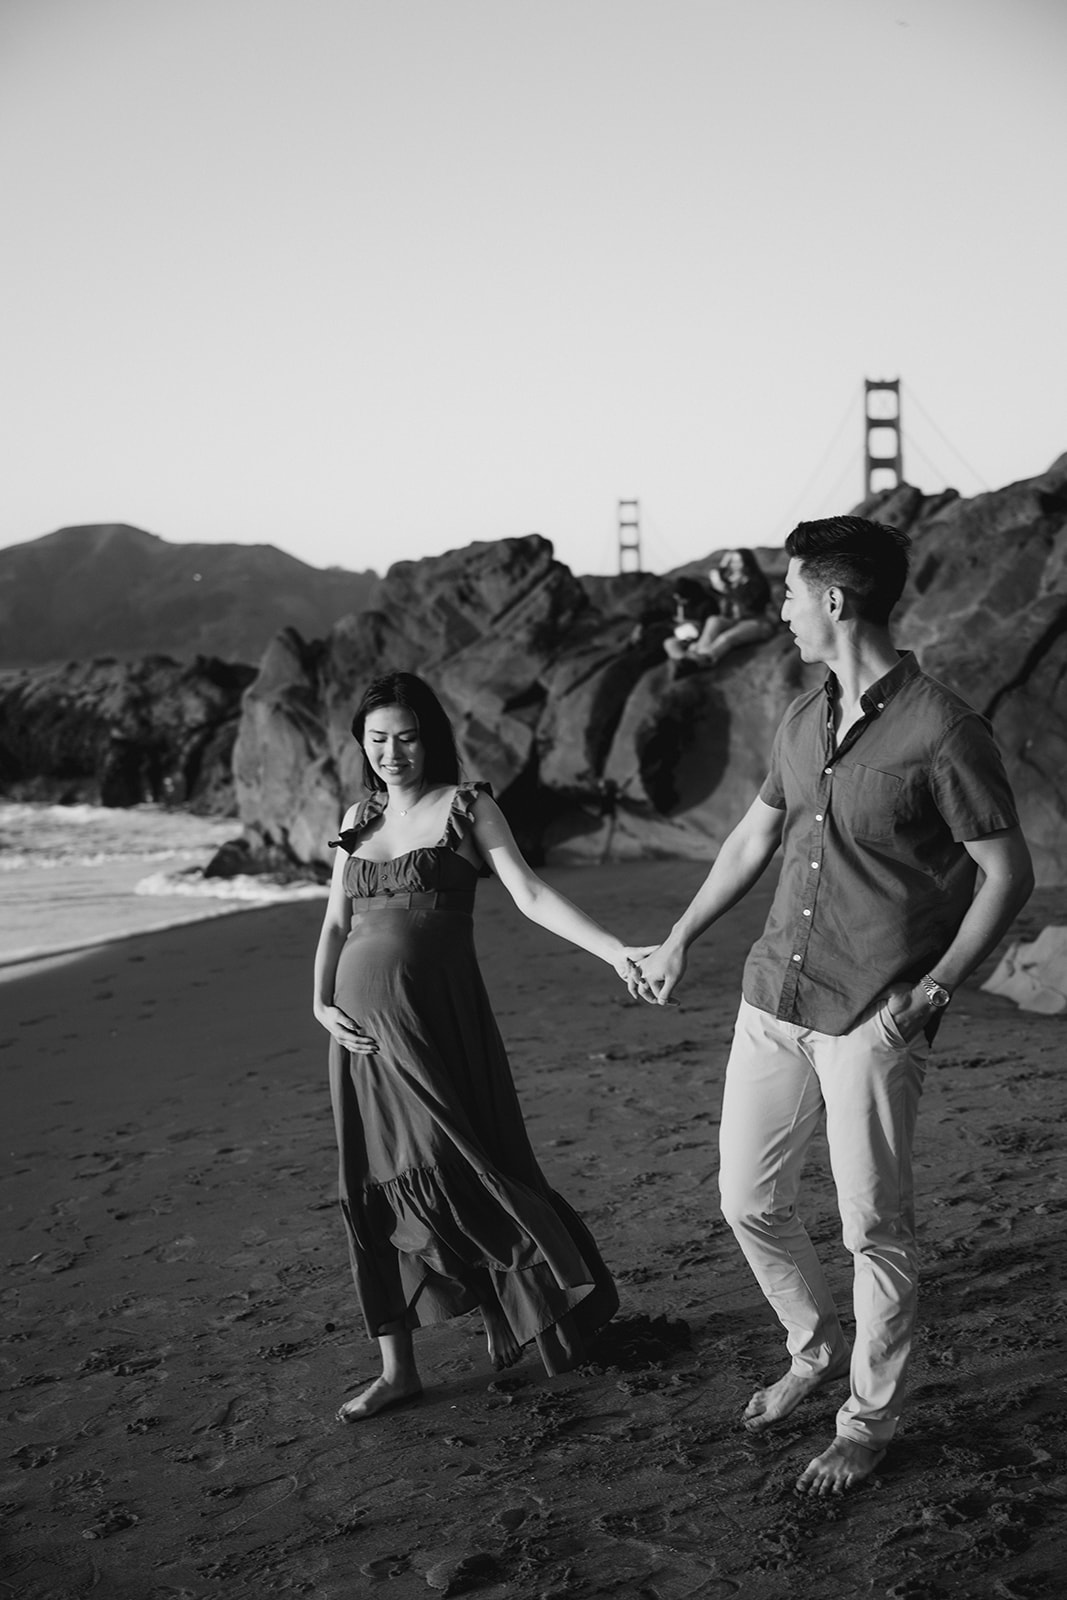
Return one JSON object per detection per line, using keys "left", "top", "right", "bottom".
{"left": 697, "top": 616, "right": 775, "bottom": 665}
{"left": 694, "top": 615, "right": 729, "bottom": 653}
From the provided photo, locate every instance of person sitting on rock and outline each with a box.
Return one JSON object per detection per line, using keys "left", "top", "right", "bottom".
{"left": 662, "top": 576, "right": 720, "bottom": 675}
{"left": 689, "top": 548, "right": 776, "bottom": 668}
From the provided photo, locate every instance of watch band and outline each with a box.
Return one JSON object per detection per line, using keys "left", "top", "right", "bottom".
{"left": 921, "top": 975, "right": 951, "bottom": 1008}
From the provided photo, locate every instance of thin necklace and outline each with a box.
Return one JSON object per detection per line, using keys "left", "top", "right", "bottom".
{"left": 394, "top": 784, "right": 424, "bottom": 817}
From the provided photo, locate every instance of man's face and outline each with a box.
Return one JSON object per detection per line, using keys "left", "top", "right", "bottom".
{"left": 782, "top": 558, "right": 833, "bottom": 663}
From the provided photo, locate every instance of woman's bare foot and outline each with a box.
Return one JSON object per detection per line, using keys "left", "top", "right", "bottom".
{"left": 795, "top": 1436, "right": 886, "bottom": 1495}
{"left": 335, "top": 1374, "right": 422, "bottom": 1423}
{"left": 480, "top": 1300, "right": 523, "bottom": 1370}
{"left": 743, "top": 1359, "right": 849, "bottom": 1433}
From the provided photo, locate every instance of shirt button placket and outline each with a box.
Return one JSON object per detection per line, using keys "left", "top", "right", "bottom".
{"left": 799, "top": 768, "right": 829, "bottom": 948}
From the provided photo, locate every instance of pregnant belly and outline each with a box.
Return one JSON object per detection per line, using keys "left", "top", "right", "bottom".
{"left": 334, "top": 908, "right": 474, "bottom": 1016}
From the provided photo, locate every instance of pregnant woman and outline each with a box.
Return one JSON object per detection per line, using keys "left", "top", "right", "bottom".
{"left": 314, "top": 671, "right": 640, "bottom": 1422}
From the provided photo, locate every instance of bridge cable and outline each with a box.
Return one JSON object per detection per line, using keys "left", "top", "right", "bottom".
{"left": 775, "top": 382, "right": 863, "bottom": 534}
{"left": 902, "top": 384, "right": 990, "bottom": 492}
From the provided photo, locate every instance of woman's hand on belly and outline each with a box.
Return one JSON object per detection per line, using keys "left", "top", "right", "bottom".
{"left": 314, "top": 1001, "right": 379, "bottom": 1055}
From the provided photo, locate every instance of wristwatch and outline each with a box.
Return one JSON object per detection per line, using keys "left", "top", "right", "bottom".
{"left": 920, "top": 975, "right": 952, "bottom": 1009}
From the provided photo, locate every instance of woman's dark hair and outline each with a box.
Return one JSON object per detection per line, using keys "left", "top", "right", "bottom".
{"left": 785, "top": 516, "right": 911, "bottom": 625}
{"left": 720, "top": 548, "right": 763, "bottom": 581}
{"left": 351, "top": 672, "right": 461, "bottom": 792}
{"left": 717, "top": 548, "right": 771, "bottom": 611}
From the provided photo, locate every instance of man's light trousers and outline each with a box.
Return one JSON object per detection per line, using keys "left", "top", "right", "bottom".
{"left": 718, "top": 996, "right": 929, "bottom": 1448}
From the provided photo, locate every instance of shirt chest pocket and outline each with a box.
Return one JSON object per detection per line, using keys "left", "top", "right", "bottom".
{"left": 839, "top": 763, "right": 905, "bottom": 843}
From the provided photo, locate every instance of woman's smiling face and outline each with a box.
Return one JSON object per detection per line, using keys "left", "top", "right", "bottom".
{"left": 362, "top": 704, "right": 425, "bottom": 789}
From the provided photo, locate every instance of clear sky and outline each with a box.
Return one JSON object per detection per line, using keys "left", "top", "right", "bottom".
{"left": 2, "top": 0, "right": 1065, "bottom": 577}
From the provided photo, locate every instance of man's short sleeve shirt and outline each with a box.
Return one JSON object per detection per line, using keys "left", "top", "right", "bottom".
{"left": 743, "top": 652, "right": 1019, "bottom": 1035}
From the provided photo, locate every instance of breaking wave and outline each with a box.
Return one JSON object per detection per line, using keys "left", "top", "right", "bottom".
{"left": 135, "top": 869, "right": 328, "bottom": 903}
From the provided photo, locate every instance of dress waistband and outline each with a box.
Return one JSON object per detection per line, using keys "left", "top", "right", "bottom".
{"left": 354, "top": 889, "right": 475, "bottom": 912}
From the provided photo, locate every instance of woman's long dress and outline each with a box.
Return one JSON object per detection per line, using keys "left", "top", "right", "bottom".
{"left": 328, "top": 781, "right": 618, "bottom": 1375}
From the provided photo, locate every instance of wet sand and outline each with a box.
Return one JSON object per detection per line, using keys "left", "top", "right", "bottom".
{"left": 2, "top": 861, "right": 1065, "bottom": 1599}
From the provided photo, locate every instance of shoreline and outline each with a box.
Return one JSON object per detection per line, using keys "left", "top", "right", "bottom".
{"left": 0, "top": 901, "right": 279, "bottom": 984}
{"left": 0, "top": 857, "right": 327, "bottom": 982}
{"left": 3, "top": 867, "right": 1066, "bottom": 1598}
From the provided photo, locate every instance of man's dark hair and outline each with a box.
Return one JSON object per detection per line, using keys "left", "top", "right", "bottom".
{"left": 351, "top": 671, "right": 461, "bottom": 792}
{"left": 672, "top": 576, "right": 711, "bottom": 606}
{"left": 785, "top": 516, "right": 911, "bottom": 625}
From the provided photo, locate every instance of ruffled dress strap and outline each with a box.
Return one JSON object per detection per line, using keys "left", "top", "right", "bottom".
{"left": 329, "top": 790, "right": 387, "bottom": 856}
{"left": 443, "top": 780, "right": 493, "bottom": 852}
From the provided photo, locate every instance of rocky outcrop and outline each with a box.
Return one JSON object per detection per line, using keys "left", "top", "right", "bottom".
{"left": 232, "top": 629, "right": 343, "bottom": 862}
{"left": 231, "top": 535, "right": 814, "bottom": 866}
{"left": 0, "top": 656, "right": 255, "bottom": 811}
{"left": 0, "top": 523, "right": 379, "bottom": 668}
{"left": 982, "top": 926, "right": 1067, "bottom": 1014}
{"left": 862, "top": 453, "right": 1067, "bottom": 886}
{"left": 232, "top": 538, "right": 599, "bottom": 860}
{"left": 230, "top": 453, "right": 1067, "bottom": 883}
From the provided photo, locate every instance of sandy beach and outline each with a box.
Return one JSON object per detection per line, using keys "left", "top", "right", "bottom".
{"left": 3, "top": 859, "right": 1065, "bottom": 1600}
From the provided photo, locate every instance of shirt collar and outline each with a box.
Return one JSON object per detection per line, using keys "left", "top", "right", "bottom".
{"left": 822, "top": 650, "right": 919, "bottom": 717}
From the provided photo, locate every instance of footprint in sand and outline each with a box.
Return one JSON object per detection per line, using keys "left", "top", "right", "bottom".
{"left": 422, "top": 1551, "right": 504, "bottom": 1592}
{"left": 27, "top": 1248, "right": 81, "bottom": 1275}
{"left": 180, "top": 1384, "right": 273, "bottom": 1475}
{"left": 195, "top": 1470, "right": 298, "bottom": 1537}
{"left": 12, "top": 1443, "right": 61, "bottom": 1469}
{"left": 152, "top": 1235, "right": 199, "bottom": 1263}
{"left": 360, "top": 1554, "right": 411, "bottom": 1578}
{"left": 79, "top": 1345, "right": 164, "bottom": 1378}
{"left": 82, "top": 1503, "right": 141, "bottom": 1539}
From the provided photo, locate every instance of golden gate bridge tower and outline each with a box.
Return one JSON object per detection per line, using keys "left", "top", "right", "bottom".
{"left": 864, "top": 378, "right": 904, "bottom": 497}
{"left": 617, "top": 498, "right": 641, "bottom": 573}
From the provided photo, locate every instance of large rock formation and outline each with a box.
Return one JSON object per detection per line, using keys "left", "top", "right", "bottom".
{"left": 864, "top": 454, "right": 1067, "bottom": 886}
{"left": 982, "top": 927, "right": 1067, "bottom": 1014}
{"left": 233, "top": 539, "right": 604, "bottom": 861}
{"left": 231, "top": 535, "right": 815, "bottom": 866}
{"left": 0, "top": 524, "right": 378, "bottom": 667}
{"left": 0, "top": 656, "right": 255, "bottom": 811}
{"left": 231, "top": 453, "right": 1067, "bottom": 883}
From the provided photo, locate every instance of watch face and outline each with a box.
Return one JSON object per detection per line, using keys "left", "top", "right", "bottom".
{"left": 926, "top": 982, "right": 950, "bottom": 1007}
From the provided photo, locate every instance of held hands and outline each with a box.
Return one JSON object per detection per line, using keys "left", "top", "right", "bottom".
{"left": 619, "top": 942, "right": 687, "bottom": 1006}
{"left": 313, "top": 1002, "right": 379, "bottom": 1055}
{"left": 614, "top": 946, "right": 657, "bottom": 999}
{"left": 636, "top": 942, "right": 687, "bottom": 1006}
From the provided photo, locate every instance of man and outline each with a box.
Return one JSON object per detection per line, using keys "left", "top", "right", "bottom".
{"left": 636, "top": 516, "right": 1033, "bottom": 1495}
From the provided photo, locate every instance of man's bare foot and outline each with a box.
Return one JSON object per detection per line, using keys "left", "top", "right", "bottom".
{"left": 795, "top": 1436, "right": 886, "bottom": 1495}
{"left": 742, "top": 1360, "right": 849, "bottom": 1433}
{"left": 335, "top": 1374, "right": 422, "bottom": 1423}
{"left": 481, "top": 1301, "right": 523, "bottom": 1370}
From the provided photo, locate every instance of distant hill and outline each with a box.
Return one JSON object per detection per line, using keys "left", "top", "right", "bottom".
{"left": 0, "top": 524, "right": 379, "bottom": 667}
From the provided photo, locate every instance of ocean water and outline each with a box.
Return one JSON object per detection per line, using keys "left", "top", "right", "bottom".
{"left": 0, "top": 802, "right": 327, "bottom": 972}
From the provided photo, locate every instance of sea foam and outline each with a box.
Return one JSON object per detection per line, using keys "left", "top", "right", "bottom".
{"left": 0, "top": 801, "right": 324, "bottom": 968}
{"left": 135, "top": 869, "right": 327, "bottom": 903}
